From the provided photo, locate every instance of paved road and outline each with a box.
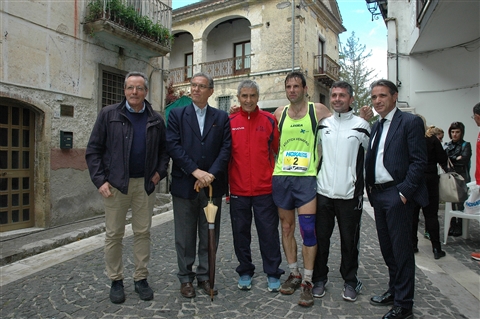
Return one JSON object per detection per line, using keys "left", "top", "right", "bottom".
{"left": 1, "top": 199, "right": 479, "bottom": 318}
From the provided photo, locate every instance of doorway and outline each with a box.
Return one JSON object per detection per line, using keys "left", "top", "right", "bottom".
{"left": 0, "top": 103, "right": 35, "bottom": 231}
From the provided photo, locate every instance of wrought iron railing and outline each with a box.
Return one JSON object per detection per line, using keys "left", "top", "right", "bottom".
{"left": 313, "top": 54, "right": 340, "bottom": 80}
{"left": 85, "top": 0, "right": 172, "bottom": 46}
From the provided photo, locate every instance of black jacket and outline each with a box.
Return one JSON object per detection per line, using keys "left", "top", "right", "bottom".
{"left": 86, "top": 98, "right": 169, "bottom": 195}
{"left": 445, "top": 139, "right": 472, "bottom": 182}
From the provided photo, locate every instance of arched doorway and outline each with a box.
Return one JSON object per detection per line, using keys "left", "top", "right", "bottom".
{"left": 0, "top": 103, "right": 35, "bottom": 231}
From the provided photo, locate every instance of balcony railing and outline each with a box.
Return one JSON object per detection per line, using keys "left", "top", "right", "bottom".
{"left": 84, "top": 0, "right": 172, "bottom": 57}
{"left": 168, "top": 56, "right": 251, "bottom": 85}
{"left": 168, "top": 66, "right": 193, "bottom": 85}
{"left": 313, "top": 54, "right": 340, "bottom": 87}
{"left": 202, "top": 56, "right": 251, "bottom": 79}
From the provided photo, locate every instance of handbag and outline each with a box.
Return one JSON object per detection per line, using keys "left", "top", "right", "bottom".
{"left": 439, "top": 159, "right": 468, "bottom": 203}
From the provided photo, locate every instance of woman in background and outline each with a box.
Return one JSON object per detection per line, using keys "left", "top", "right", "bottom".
{"left": 412, "top": 120, "right": 449, "bottom": 259}
{"left": 445, "top": 121, "right": 472, "bottom": 237}
{"left": 430, "top": 126, "right": 444, "bottom": 145}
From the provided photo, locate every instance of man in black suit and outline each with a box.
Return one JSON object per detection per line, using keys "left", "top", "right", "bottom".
{"left": 365, "top": 79, "right": 427, "bottom": 319}
{"left": 167, "top": 72, "right": 231, "bottom": 298}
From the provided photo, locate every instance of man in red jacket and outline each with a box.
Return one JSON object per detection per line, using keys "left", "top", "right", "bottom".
{"left": 229, "top": 80, "right": 285, "bottom": 292}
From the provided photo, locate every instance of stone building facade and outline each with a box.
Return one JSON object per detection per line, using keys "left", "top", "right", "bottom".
{"left": 169, "top": 0, "right": 345, "bottom": 112}
{"left": 0, "top": 0, "right": 172, "bottom": 231}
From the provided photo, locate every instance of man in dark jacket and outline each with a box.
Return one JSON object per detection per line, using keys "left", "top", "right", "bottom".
{"left": 167, "top": 72, "right": 231, "bottom": 298}
{"left": 86, "top": 71, "right": 169, "bottom": 304}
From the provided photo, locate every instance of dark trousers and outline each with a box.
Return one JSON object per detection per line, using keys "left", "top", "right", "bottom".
{"left": 313, "top": 194, "right": 363, "bottom": 289}
{"left": 172, "top": 193, "right": 222, "bottom": 283}
{"left": 230, "top": 194, "right": 284, "bottom": 278}
{"left": 370, "top": 187, "right": 415, "bottom": 309}
{"left": 412, "top": 173, "right": 442, "bottom": 251}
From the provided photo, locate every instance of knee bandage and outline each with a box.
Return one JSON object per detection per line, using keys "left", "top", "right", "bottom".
{"left": 298, "top": 214, "right": 317, "bottom": 247}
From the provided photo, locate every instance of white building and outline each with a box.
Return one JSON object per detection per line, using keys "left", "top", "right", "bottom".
{"left": 367, "top": 0, "right": 479, "bottom": 177}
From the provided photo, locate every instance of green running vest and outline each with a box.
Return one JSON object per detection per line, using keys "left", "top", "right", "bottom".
{"left": 273, "top": 102, "right": 319, "bottom": 176}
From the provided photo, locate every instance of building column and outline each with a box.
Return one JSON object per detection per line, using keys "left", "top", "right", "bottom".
{"left": 192, "top": 37, "right": 207, "bottom": 74}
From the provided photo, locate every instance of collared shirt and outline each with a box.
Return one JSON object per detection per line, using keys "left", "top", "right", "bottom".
{"left": 125, "top": 100, "right": 146, "bottom": 113}
{"left": 193, "top": 103, "right": 207, "bottom": 135}
{"left": 373, "top": 107, "right": 397, "bottom": 184}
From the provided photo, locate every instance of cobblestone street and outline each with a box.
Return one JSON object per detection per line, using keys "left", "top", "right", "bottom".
{"left": 1, "top": 199, "right": 479, "bottom": 318}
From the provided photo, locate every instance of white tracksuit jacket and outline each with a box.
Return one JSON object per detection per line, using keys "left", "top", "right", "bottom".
{"left": 316, "top": 109, "right": 371, "bottom": 199}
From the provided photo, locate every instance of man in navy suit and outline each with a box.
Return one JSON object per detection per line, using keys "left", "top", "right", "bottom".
{"left": 365, "top": 79, "right": 427, "bottom": 319}
{"left": 167, "top": 72, "right": 231, "bottom": 298}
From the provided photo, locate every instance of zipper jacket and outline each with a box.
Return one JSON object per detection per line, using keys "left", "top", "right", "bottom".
{"left": 86, "top": 98, "right": 169, "bottom": 195}
{"left": 229, "top": 106, "right": 279, "bottom": 196}
{"left": 316, "top": 109, "right": 370, "bottom": 199}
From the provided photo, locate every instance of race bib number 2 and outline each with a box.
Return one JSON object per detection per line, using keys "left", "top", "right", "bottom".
{"left": 281, "top": 151, "right": 310, "bottom": 172}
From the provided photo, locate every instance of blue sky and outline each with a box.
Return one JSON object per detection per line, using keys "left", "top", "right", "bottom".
{"left": 171, "top": 0, "right": 387, "bottom": 78}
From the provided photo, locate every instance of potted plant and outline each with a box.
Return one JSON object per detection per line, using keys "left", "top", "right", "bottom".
{"left": 86, "top": 0, "right": 103, "bottom": 22}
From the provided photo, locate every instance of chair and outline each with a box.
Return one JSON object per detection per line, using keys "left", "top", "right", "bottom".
{"left": 444, "top": 182, "right": 480, "bottom": 244}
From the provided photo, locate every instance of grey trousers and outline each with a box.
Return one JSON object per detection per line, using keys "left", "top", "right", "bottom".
{"left": 173, "top": 192, "right": 222, "bottom": 283}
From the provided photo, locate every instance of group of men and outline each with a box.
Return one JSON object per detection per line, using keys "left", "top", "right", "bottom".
{"left": 86, "top": 70, "right": 428, "bottom": 319}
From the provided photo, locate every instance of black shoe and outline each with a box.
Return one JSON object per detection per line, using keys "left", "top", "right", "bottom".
{"left": 110, "top": 280, "right": 126, "bottom": 304}
{"left": 134, "top": 279, "right": 154, "bottom": 301}
{"left": 382, "top": 306, "right": 413, "bottom": 319}
{"left": 370, "top": 291, "right": 394, "bottom": 306}
{"left": 433, "top": 248, "right": 446, "bottom": 260}
{"left": 448, "top": 226, "right": 455, "bottom": 236}
{"left": 413, "top": 247, "right": 419, "bottom": 253}
{"left": 452, "top": 225, "right": 462, "bottom": 237}
{"left": 198, "top": 280, "right": 218, "bottom": 295}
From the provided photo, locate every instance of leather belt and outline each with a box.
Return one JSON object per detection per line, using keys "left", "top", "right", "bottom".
{"left": 370, "top": 181, "right": 396, "bottom": 191}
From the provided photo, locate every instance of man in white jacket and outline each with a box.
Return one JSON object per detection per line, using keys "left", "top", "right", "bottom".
{"left": 312, "top": 81, "right": 371, "bottom": 302}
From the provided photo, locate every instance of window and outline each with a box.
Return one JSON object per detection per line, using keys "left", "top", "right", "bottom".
{"left": 218, "top": 96, "right": 231, "bottom": 112}
{"left": 100, "top": 68, "right": 127, "bottom": 109}
{"left": 318, "top": 38, "right": 325, "bottom": 73}
{"left": 185, "top": 53, "right": 193, "bottom": 81}
{"left": 417, "top": 0, "right": 430, "bottom": 23}
{"left": 320, "top": 94, "right": 326, "bottom": 105}
{"left": 234, "top": 41, "right": 251, "bottom": 75}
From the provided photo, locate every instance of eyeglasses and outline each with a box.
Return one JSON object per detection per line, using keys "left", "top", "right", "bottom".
{"left": 125, "top": 86, "right": 145, "bottom": 92}
{"left": 191, "top": 83, "right": 210, "bottom": 90}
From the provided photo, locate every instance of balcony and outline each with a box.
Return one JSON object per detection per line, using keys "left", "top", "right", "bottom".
{"left": 313, "top": 54, "right": 340, "bottom": 87}
{"left": 168, "top": 66, "right": 193, "bottom": 85}
{"left": 168, "top": 56, "right": 251, "bottom": 85}
{"left": 83, "top": 0, "right": 172, "bottom": 58}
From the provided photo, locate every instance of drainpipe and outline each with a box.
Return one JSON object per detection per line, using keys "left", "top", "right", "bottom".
{"left": 291, "top": 0, "right": 295, "bottom": 71}
{"left": 385, "top": 17, "right": 401, "bottom": 88}
{"left": 160, "top": 57, "right": 165, "bottom": 112}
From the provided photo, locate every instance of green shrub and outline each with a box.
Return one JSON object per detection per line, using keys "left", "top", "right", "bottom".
{"left": 85, "top": 0, "right": 172, "bottom": 47}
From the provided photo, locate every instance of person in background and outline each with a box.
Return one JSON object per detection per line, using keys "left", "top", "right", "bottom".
{"left": 86, "top": 71, "right": 169, "bottom": 304}
{"left": 415, "top": 125, "right": 445, "bottom": 241}
{"left": 228, "top": 80, "right": 284, "bottom": 292}
{"left": 312, "top": 81, "right": 370, "bottom": 302}
{"left": 411, "top": 117, "right": 448, "bottom": 260}
{"left": 167, "top": 72, "right": 231, "bottom": 298}
{"left": 429, "top": 126, "right": 444, "bottom": 144}
{"left": 445, "top": 121, "right": 472, "bottom": 237}
{"left": 365, "top": 79, "right": 427, "bottom": 319}
{"left": 470, "top": 103, "right": 480, "bottom": 261}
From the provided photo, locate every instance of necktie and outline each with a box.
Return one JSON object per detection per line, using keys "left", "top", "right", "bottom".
{"left": 366, "top": 118, "right": 386, "bottom": 186}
